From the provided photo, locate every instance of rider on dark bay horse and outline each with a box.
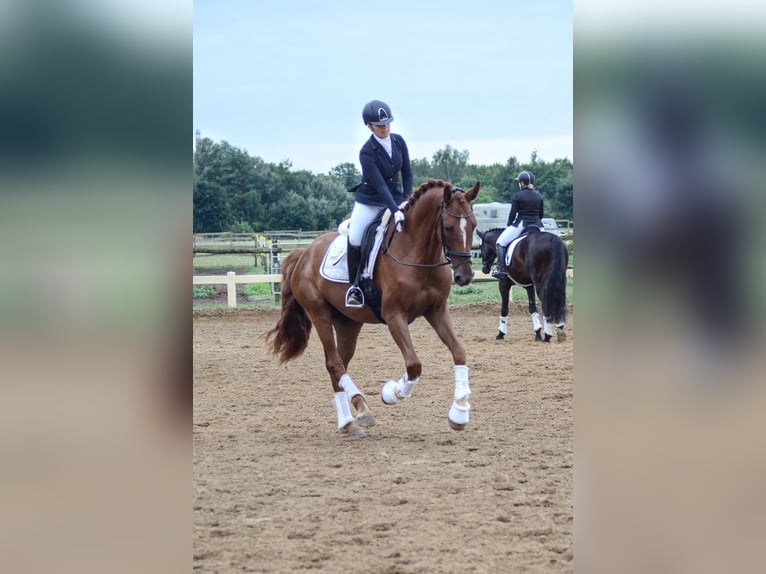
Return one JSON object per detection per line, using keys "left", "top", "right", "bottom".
{"left": 493, "top": 170, "right": 544, "bottom": 278}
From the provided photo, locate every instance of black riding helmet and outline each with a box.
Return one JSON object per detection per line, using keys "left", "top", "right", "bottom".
{"left": 515, "top": 170, "right": 535, "bottom": 185}
{"left": 362, "top": 100, "right": 394, "bottom": 125}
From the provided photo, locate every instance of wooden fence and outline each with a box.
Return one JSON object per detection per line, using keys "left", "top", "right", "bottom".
{"left": 193, "top": 269, "right": 572, "bottom": 309}
{"left": 193, "top": 229, "right": 573, "bottom": 308}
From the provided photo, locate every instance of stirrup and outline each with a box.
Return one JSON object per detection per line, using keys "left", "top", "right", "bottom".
{"left": 345, "top": 286, "right": 364, "bottom": 308}
{"left": 492, "top": 266, "right": 506, "bottom": 279}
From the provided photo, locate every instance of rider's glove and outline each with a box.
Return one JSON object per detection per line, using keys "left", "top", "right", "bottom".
{"left": 394, "top": 210, "right": 405, "bottom": 232}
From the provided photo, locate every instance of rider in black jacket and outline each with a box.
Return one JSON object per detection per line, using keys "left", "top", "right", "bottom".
{"left": 493, "top": 171, "right": 544, "bottom": 278}
{"left": 345, "top": 100, "right": 413, "bottom": 307}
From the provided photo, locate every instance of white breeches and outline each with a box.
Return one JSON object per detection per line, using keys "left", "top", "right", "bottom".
{"left": 497, "top": 224, "right": 522, "bottom": 247}
{"left": 348, "top": 202, "right": 382, "bottom": 247}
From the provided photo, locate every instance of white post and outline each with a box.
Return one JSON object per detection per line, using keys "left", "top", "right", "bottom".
{"left": 227, "top": 271, "right": 237, "bottom": 308}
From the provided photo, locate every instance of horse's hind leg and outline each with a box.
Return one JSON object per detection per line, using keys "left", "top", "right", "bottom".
{"left": 496, "top": 277, "right": 511, "bottom": 340}
{"left": 542, "top": 316, "right": 553, "bottom": 342}
{"left": 526, "top": 286, "right": 543, "bottom": 341}
{"left": 333, "top": 313, "right": 375, "bottom": 428}
{"left": 309, "top": 310, "right": 367, "bottom": 439}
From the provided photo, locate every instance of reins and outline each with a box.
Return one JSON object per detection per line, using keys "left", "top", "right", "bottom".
{"left": 383, "top": 188, "right": 474, "bottom": 272}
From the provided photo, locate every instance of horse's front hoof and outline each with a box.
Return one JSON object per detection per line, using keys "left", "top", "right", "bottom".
{"left": 345, "top": 426, "right": 367, "bottom": 439}
{"left": 496, "top": 332, "right": 505, "bottom": 340}
{"left": 535, "top": 329, "right": 542, "bottom": 342}
{"left": 448, "top": 419, "right": 466, "bottom": 431}
{"left": 448, "top": 402, "right": 469, "bottom": 431}
{"left": 355, "top": 411, "right": 376, "bottom": 428}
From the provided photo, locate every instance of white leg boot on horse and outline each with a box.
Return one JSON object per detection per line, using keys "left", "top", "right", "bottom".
{"left": 448, "top": 365, "right": 471, "bottom": 431}
{"left": 532, "top": 311, "right": 543, "bottom": 342}
{"left": 381, "top": 373, "right": 420, "bottom": 405}
{"left": 339, "top": 373, "right": 375, "bottom": 428}
{"left": 333, "top": 391, "right": 366, "bottom": 439}
{"left": 543, "top": 317, "right": 554, "bottom": 342}
{"left": 497, "top": 315, "right": 508, "bottom": 340}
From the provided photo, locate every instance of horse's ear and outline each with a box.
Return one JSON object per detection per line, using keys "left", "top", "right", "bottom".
{"left": 477, "top": 230, "right": 485, "bottom": 239}
{"left": 465, "top": 181, "right": 480, "bottom": 202}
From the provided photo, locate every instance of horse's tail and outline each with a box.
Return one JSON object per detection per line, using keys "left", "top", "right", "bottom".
{"left": 266, "top": 249, "right": 312, "bottom": 363}
{"left": 541, "top": 236, "right": 568, "bottom": 326}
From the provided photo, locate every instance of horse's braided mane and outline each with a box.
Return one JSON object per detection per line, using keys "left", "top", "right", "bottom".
{"left": 485, "top": 227, "right": 505, "bottom": 235}
{"left": 400, "top": 178, "right": 453, "bottom": 212}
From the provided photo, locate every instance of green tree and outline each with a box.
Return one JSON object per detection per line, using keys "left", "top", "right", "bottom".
{"left": 193, "top": 177, "right": 231, "bottom": 233}
{"left": 430, "top": 145, "right": 469, "bottom": 184}
{"left": 269, "top": 191, "right": 313, "bottom": 230}
{"left": 536, "top": 158, "right": 573, "bottom": 220}
{"left": 410, "top": 157, "right": 432, "bottom": 188}
{"left": 192, "top": 137, "right": 572, "bottom": 233}
{"left": 194, "top": 138, "right": 258, "bottom": 199}
{"left": 329, "top": 162, "right": 361, "bottom": 190}
{"left": 493, "top": 156, "right": 522, "bottom": 203}
{"left": 194, "top": 138, "right": 265, "bottom": 230}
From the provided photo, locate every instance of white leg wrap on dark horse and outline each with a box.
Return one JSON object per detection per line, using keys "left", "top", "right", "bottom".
{"left": 333, "top": 392, "right": 354, "bottom": 430}
{"left": 448, "top": 365, "right": 471, "bottom": 425}
{"left": 498, "top": 315, "right": 508, "bottom": 335}
{"left": 339, "top": 374, "right": 363, "bottom": 399}
{"left": 531, "top": 312, "right": 542, "bottom": 332}
{"left": 544, "top": 317, "right": 553, "bottom": 337}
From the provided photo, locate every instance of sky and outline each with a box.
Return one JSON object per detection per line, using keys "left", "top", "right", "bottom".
{"left": 193, "top": 0, "right": 572, "bottom": 174}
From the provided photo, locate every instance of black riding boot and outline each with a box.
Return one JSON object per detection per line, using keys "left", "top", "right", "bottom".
{"left": 345, "top": 242, "right": 364, "bottom": 308}
{"left": 493, "top": 244, "right": 507, "bottom": 279}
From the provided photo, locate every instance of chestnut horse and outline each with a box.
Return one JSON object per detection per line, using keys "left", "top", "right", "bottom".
{"left": 478, "top": 227, "right": 569, "bottom": 342}
{"left": 267, "top": 179, "right": 480, "bottom": 439}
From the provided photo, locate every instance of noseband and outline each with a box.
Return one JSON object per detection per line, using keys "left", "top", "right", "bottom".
{"left": 385, "top": 187, "right": 474, "bottom": 272}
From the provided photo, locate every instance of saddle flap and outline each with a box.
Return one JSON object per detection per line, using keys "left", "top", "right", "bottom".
{"left": 319, "top": 236, "right": 349, "bottom": 283}
{"left": 319, "top": 209, "right": 392, "bottom": 284}
{"left": 506, "top": 235, "right": 526, "bottom": 266}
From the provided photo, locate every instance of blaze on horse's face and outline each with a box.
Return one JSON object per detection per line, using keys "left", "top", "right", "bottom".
{"left": 443, "top": 183, "right": 480, "bottom": 287}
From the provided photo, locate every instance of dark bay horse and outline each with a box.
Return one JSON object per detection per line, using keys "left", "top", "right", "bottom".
{"left": 478, "top": 227, "right": 569, "bottom": 342}
{"left": 267, "top": 179, "right": 480, "bottom": 439}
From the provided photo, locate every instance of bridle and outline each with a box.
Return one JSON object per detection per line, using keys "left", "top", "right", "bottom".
{"left": 479, "top": 229, "right": 503, "bottom": 272}
{"left": 384, "top": 187, "right": 474, "bottom": 273}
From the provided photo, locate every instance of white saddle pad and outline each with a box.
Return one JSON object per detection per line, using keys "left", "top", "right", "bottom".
{"left": 319, "top": 235, "right": 349, "bottom": 283}
{"left": 505, "top": 235, "right": 526, "bottom": 267}
{"left": 320, "top": 210, "right": 392, "bottom": 283}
